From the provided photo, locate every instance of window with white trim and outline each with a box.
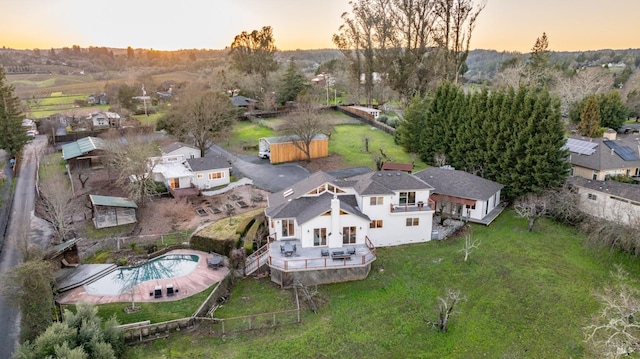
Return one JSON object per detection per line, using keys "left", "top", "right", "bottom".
{"left": 369, "top": 220, "right": 383, "bottom": 228}
{"left": 282, "top": 219, "right": 294, "bottom": 237}
{"left": 587, "top": 193, "right": 597, "bottom": 200}
{"left": 370, "top": 196, "right": 384, "bottom": 205}
{"left": 406, "top": 218, "right": 419, "bottom": 226}
{"left": 208, "top": 172, "right": 224, "bottom": 180}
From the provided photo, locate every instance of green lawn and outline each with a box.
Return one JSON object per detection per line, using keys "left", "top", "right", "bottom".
{"left": 125, "top": 212, "right": 640, "bottom": 358}
{"left": 64, "top": 286, "right": 215, "bottom": 325}
{"left": 330, "top": 124, "right": 428, "bottom": 170}
{"left": 227, "top": 114, "right": 426, "bottom": 170}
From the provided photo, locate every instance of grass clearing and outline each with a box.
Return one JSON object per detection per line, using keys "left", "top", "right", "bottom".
{"left": 65, "top": 286, "right": 215, "bottom": 325}
{"left": 330, "top": 124, "right": 428, "bottom": 170}
{"left": 125, "top": 212, "right": 640, "bottom": 358}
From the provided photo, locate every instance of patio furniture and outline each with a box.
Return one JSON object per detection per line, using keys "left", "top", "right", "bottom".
{"left": 283, "top": 242, "right": 295, "bottom": 257}
{"left": 154, "top": 285, "right": 162, "bottom": 298}
{"left": 207, "top": 256, "right": 224, "bottom": 269}
{"left": 321, "top": 249, "right": 329, "bottom": 257}
{"left": 346, "top": 247, "right": 356, "bottom": 255}
{"left": 331, "top": 251, "right": 351, "bottom": 260}
{"left": 166, "top": 284, "right": 175, "bottom": 297}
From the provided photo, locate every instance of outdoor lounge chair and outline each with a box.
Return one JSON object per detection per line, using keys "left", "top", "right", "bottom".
{"left": 154, "top": 285, "right": 162, "bottom": 298}
{"left": 346, "top": 247, "right": 356, "bottom": 255}
{"left": 166, "top": 284, "right": 175, "bottom": 296}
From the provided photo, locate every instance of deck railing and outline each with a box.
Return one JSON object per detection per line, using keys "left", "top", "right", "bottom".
{"left": 244, "top": 243, "right": 270, "bottom": 276}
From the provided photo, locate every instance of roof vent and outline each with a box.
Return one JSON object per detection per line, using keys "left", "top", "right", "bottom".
{"left": 397, "top": 172, "right": 401, "bottom": 176}
{"left": 283, "top": 188, "right": 294, "bottom": 198}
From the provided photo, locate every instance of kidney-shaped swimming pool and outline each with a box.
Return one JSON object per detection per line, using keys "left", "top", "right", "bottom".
{"left": 85, "top": 254, "right": 200, "bottom": 296}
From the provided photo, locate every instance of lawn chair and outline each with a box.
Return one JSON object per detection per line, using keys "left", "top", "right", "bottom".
{"left": 166, "top": 284, "right": 175, "bottom": 297}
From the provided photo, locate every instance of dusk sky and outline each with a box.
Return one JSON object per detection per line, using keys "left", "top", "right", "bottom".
{"left": 1, "top": 0, "right": 639, "bottom": 53}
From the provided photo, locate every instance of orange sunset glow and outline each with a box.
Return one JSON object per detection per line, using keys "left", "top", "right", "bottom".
{"left": 2, "top": 0, "right": 639, "bottom": 52}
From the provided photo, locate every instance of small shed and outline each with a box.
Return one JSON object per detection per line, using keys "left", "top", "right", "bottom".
{"left": 260, "top": 134, "right": 329, "bottom": 164}
{"left": 44, "top": 238, "right": 80, "bottom": 268}
{"left": 62, "top": 136, "right": 109, "bottom": 169}
{"left": 89, "top": 195, "right": 138, "bottom": 229}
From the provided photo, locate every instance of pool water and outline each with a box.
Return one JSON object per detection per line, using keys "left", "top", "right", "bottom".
{"left": 85, "top": 254, "right": 200, "bottom": 296}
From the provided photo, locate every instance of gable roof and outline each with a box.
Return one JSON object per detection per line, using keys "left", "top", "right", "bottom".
{"left": 231, "top": 95, "right": 258, "bottom": 107}
{"left": 347, "top": 171, "right": 433, "bottom": 196}
{"left": 89, "top": 194, "right": 137, "bottom": 208}
{"left": 186, "top": 156, "right": 230, "bottom": 172}
{"left": 267, "top": 171, "right": 338, "bottom": 212}
{"left": 268, "top": 192, "right": 369, "bottom": 223}
{"left": 161, "top": 142, "right": 198, "bottom": 154}
{"left": 62, "top": 136, "right": 108, "bottom": 160}
{"left": 567, "top": 137, "right": 640, "bottom": 171}
{"left": 414, "top": 167, "right": 504, "bottom": 201}
{"left": 567, "top": 176, "right": 640, "bottom": 203}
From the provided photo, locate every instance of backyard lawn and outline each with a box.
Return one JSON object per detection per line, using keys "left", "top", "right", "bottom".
{"left": 125, "top": 211, "right": 640, "bottom": 358}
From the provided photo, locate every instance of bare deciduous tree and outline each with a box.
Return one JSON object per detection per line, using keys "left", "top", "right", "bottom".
{"left": 279, "top": 99, "right": 333, "bottom": 162}
{"left": 584, "top": 265, "right": 640, "bottom": 358}
{"left": 161, "top": 89, "right": 237, "bottom": 157}
{"left": 434, "top": 153, "right": 448, "bottom": 167}
{"left": 514, "top": 193, "right": 548, "bottom": 232}
{"left": 427, "top": 289, "right": 466, "bottom": 333}
{"left": 458, "top": 234, "right": 480, "bottom": 262}
{"left": 39, "top": 170, "right": 75, "bottom": 241}
{"left": 107, "top": 135, "right": 160, "bottom": 207}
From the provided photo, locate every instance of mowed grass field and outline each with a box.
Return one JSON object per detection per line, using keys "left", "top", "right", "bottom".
{"left": 125, "top": 212, "right": 640, "bottom": 358}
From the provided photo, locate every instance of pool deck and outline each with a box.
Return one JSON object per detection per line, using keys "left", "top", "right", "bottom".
{"left": 57, "top": 249, "right": 228, "bottom": 305}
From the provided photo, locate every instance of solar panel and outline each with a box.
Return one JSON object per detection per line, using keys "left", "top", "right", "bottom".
{"left": 565, "top": 138, "right": 598, "bottom": 155}
{"left": 603, "top": 140, "right": 640, "bottom": 161}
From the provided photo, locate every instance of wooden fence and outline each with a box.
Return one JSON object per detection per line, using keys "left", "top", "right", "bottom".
{"left": 337, "top": 106, "right": 396, "bottom": 135}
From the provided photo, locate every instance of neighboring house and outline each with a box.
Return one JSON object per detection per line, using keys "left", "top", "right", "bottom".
{"left": 89, "top": 195, "right": 138, "bottom": 229}
{"left": 61, "top": 136, "right": 109, "bottom": 169}
{"left": 414, "top": 167, "right": 505, "bottom": 225}
{"left": 255, "top": 170, "right": 434, "bottom": 287}
{"left": 566, "top": 131, "right": 640, "bottom": 181}
{"left": 87, "top": 93, "right": 108, "bottom": 105}
{"left": 87, "top": 112, "right": 110, "bottom": 129}
{"left": 259, "top": 134, "right": 329, "bottom": 164}
{"left": 156, "top": 87, "right": 173, "bottom": 101}
{"left": 567, "top": 176, "right": 640, "bottom": 226}
{"left": 186, "top": 156, "right": 231, "bottom": 190}
{"left": 231, "top": 95, "right": 258, "bottom": 109}
{"left": 345, "top": 105, "right": 381, "bottom": 120}
{"left": 149, "top": 154, "right": 231, "bottom": 197}
{"left": 161, "top": 142, "right": 200, "bottom": 159}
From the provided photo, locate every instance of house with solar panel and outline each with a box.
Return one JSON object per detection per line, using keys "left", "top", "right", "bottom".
{"left": 565, "top": 130, "right": 640, "bottom": 181}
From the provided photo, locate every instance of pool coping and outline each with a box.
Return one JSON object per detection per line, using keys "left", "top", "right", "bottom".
{"left": 56, "top": 249, "right": 228, "bottom": 305}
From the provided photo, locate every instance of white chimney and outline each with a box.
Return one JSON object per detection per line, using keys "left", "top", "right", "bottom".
{"left": 329, "top": 195, "right": 342, "bottom": 248}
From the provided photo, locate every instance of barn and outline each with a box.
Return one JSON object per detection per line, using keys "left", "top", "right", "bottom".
{"left": 260, "top": 134, "right": 329, "bottom": 164}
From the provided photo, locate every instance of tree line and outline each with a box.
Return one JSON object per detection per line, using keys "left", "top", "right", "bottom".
{"left": 397, "top": 82, "right": 570, "bottom": 200}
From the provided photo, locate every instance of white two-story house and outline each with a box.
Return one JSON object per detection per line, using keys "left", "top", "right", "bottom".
{"left": 254, "top": 170, "right": 435, "bottom": 287}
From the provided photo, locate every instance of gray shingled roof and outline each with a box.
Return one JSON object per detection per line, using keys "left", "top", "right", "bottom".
{"left": 266, "top": 170, "right": 432, "bottom": 223}
{"left": 266, "top": 192, "right": 369, "bottom": 223}
{"left": 231, "top": 95, "right": 258, "bottom": 107}
{"left": 414, "top": 167, "right": 504, "bottom": 201}
{"left": 347, "top": 171, "right": 434, "bottom": 195}
{"left": 567, "top": 176, "right": 640, "bottom": 203}
{"left": 161, "top": 142, "right": 198, "bottom": 154}
{"left": 568, "top": 137, "right": 640, "bottom": 171}
{"left": 186, "top": 156, "right": 230, "bottom": 172}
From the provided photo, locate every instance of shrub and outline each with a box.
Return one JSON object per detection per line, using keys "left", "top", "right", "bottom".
{"left": 244, "top": 214, "right": 265, "bottom": 255}
{"left": 236, "top": 217, "right": 256, "bottom": 236}
{"left": 387, "top": 118, "right": 399, "bottom": 128}
{"left": 377, "top": 115, "right": 388, "bottom": 124}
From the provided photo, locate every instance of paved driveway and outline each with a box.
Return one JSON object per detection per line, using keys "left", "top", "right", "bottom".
{"left": 206, "top": 145, "right": 310, "bottom": 193}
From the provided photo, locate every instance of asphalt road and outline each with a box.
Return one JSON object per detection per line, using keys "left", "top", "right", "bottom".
{"left": 208, "top": 144, "right": 310, "bottom": 193}
{"left": 0, "top": 136, "right": 48, "bottom": 358}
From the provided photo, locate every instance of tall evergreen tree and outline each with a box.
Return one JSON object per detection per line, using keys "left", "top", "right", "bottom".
{"left": 576, "top": 95, "right": 601, "bottom": 137}
{"left": 0, "top": 66, "right": 28, "bottom": 157}
{"left": 278, "top": 59, "right": 308, "bottom": 105}
{"left": 569, "top": 91, "right": 628, "bottom": 130}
